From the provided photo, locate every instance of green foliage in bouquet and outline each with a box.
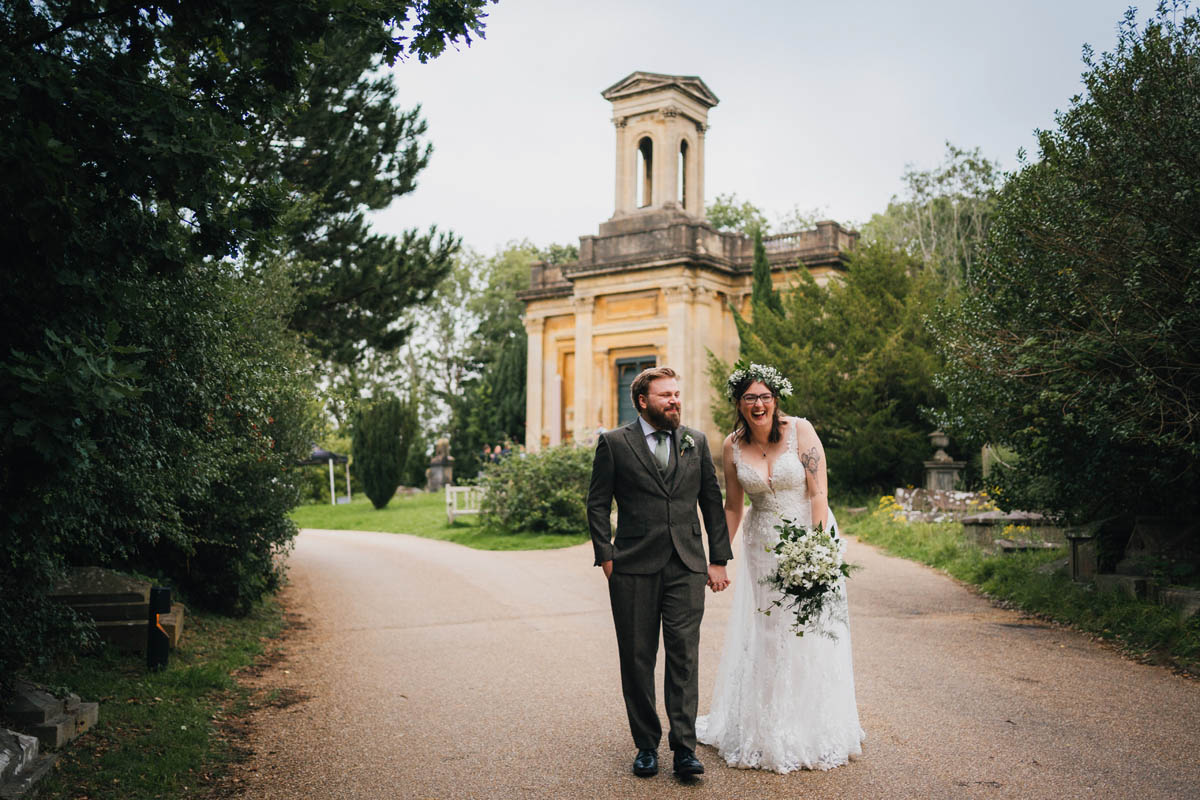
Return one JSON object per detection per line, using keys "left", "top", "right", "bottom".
{"left": 354, "top": 395, "right": 418, "bottom": 510}
{"left": 478, "top": 444, "right": 595, "bottom": 535}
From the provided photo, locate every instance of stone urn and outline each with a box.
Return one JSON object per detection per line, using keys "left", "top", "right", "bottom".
{"left": 924, "top": 430, "right": 965, "bottom": 491}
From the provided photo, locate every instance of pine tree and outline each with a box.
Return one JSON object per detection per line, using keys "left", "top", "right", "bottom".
{"left": 248, "top": 20, "right": 460, "bottom": 366}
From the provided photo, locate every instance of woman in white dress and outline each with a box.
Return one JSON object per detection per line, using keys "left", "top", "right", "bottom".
{"left": 696, "top": 364, "right": 865, "bottom": 772}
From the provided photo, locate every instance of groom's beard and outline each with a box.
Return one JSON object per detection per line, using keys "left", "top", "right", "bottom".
{"left": 644, "top": 404, "right": 681, "bottom": 431}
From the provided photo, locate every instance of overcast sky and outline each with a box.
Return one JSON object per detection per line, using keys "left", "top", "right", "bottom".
{"left": 373, "top": 0, "right": 1144, "bottom": 254}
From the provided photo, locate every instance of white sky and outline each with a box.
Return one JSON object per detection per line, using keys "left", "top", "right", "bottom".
{"left": 374, "top": 0, "right": 1143, "bottom": 253}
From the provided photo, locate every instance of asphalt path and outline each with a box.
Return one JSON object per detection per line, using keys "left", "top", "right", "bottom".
{"left": 229, "top": 527, "right": 1200, "bottom": 800}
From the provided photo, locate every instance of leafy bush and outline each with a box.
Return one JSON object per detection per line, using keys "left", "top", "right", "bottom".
{"left": 931, "top": 6, "right": 1200, "bottom": 539}
{"left": 353, "top": 395, "right": 418, "bottom": 509}
{"left": 478, "top": 444, "right": 594, "bottom": 535}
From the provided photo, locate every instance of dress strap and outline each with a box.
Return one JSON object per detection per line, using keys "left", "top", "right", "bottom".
{"left": 788, "top": 416, "right": 805, "bottom": 454}
{"left": 730, "top": 435, "right": 741, "bottom": 466}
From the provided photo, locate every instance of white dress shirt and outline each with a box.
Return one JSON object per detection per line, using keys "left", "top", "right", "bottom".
{"left": 638, "top": 415, "right": 671, "bottom": 467}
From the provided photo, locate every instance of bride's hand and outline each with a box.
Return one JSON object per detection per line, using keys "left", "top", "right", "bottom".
{"left": 707, "top": 563, "right": 731, "bottom": 592}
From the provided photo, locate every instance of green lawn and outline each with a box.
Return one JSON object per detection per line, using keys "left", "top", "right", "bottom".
{"left": 35, "top": 599, "right": 284, "bottom": 800}
{"left": 838, "top": 497, "right": 1200, "bottom": 674}
{"left": 290, "top": 489, "right": 590, "bottom": 551}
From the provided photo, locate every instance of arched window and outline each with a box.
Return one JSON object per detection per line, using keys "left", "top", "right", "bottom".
{"left": 636, "top": 137, "right": 653, "bottom": 208}
{"left": 678, "top": 140, "right": 689, "bottom": 209}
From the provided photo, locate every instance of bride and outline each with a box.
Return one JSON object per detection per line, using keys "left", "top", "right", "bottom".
{"left": 696, "top": 363, "right": 865, "bottom": 772}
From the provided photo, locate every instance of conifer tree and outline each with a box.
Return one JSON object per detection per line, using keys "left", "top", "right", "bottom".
{"left": 247, "top": 20, "right": 460, "bottom": 366}
{"left": 750, "top": 228, "right": 784, "bottom": 314}
{"left": 354, "top": 395, "right": 418, "bottom": 509}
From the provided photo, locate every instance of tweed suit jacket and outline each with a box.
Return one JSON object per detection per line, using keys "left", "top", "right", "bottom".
{"left": 587, "top": 419, "right": 733, "bottom": 574}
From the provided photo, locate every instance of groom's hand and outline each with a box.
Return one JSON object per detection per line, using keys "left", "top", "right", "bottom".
{"left": 707, "top": 563, "right": 730, "bottom": 592}
{"left": 601, "top": 560, "right": 613, "bottom": 580}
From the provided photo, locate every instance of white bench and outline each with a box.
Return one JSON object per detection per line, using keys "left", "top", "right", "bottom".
{"left": 445, "top": 485, "right": 487, "bottom": 524}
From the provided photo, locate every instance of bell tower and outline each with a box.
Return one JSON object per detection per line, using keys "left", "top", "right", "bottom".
{"left": 601, "top": 72, "right": 718, "bottom": 220}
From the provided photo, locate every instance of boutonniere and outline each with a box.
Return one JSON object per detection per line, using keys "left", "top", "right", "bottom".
{"left": 681, "top": 432, "right": 695, "bottom": 453}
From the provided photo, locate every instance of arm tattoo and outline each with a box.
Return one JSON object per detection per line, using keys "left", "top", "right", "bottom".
{"left": 800, "top": 447, "right": 821, "bottom": 475}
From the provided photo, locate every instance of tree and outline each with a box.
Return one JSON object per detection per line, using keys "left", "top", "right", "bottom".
{"left": 931, "top": 4, "right": 1200, "bottom": 539}
{"left": 862, "top": 142, "right": 1001, "bottom": 286}
{"left": 416, "top": 241, "right": 574, "bottom": 480}
{"left": 354, "top": 394, "right": 417, "bottom": 508}
{"left": 750, "top": 228, "right": 784, "bottom": 315}
{"left": 0, "top": 0, "right": 494, "bottom": 690}
{"left": 712, "top": 242, "right": 945, "bottom": 493}
{"left": 706, "top": 193, "right": 769, "bottom": 235}
{"left": 246, "top": 20, "right": 460, "bottom": 367}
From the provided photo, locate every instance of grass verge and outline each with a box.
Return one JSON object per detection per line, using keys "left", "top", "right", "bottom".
{"left": 838, "top": 498, "right": 1200, "bottom": 674}
{"left": 290, "top": 490, "right": 589, "bottom": 551}
{"left": 30, "top": 598, "right": 284, "bottom": 800}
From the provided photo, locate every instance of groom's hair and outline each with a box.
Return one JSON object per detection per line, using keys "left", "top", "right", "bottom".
{"left": 631, "top": 366, "right": 678, "bottom": 411}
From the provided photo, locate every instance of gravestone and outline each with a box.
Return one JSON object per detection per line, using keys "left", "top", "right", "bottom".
{"left": 923, "top": 430, "right": 965, "bottom": 490}
{"left": 427, "top": 437, "right": 454, "bottom": 492}
{"left": 0, "top": 727, "right": 55, "bottom": 800}
{"left": 49, "top": 567, "right": 185, "bottom": 650}
{"left": 1116, "top": 516, "right": 1200, "bottom": 575}
{"left": 1, "top": 680, "right": 97, "bottom": 750}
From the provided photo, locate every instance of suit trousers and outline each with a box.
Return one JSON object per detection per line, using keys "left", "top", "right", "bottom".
{"left": 608, "top": 549, "right": 708, "bottom": 752}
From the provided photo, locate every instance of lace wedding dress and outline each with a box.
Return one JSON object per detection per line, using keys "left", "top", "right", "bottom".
{"left": 696, "top": 418, "right": 865, "bottom": 772}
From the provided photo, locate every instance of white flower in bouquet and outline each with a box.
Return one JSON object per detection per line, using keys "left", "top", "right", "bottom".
{"left": 758, "top": 518, "right": 857, "bottom": 638}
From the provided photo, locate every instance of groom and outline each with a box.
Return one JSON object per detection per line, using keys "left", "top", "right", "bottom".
{"left": 587, "top": 366, "right": 733, "bottom": 778}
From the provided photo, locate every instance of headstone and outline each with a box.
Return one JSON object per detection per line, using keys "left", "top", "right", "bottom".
{"left": 1, "top": 681, "right": 97, "bottom": 751}
{"left": 0, "top": 728, "right": 56, "bottom": 800}
{"left": 427, "top": 437, "right": 454, "bottom": 492}
{"left": 1116, "top": 516, "right": 1200, "bottom": 575}
{"left": 49, "top": 567, "right": 185, "bottom": 652}
{"left": 961, "top": 509, "right": 1063, "bottom": 549}
{"left": 1160, "top": 587, "right": 1200, "bottom": 620}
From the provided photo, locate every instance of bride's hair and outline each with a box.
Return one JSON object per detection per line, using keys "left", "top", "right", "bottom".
{"left": 730, "top": 377, "right": 784, "bottom": 445}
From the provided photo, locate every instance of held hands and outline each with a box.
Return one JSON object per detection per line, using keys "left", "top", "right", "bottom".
{"left": 603, "top": 560, "right": 729, "bottom": 591}
{"left": 707, "top": 563, "right": 731, "bottom": 592}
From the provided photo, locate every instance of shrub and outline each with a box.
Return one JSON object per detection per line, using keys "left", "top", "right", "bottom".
{"left": 931, "top": 5, "right": 1200, "bottom": 540}
{"left": 478, "top": 444, "right": 594, "bottom": 535}
{"left": 353, "top": 395, "right": 418, "bottom": 509}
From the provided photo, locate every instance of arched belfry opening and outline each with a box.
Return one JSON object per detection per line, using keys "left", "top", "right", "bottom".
{"left": 637, "top": 137, "right": 653, "bottom": 208}
{"left": 602, "top": 71, "right": 718, "bottom": 218}
{"left": 678, "top": 139, "right": 689, "bottom": 209}
{"left": 518, "top": 70, "right": 861, "bottom": 456}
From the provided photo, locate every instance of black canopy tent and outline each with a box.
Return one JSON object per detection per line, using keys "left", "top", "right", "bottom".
{"left": 300, "top": 446, "right": 351, "bottom": 505}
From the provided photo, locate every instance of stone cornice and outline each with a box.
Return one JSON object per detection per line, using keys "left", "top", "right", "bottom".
{"left": 601, "top": 71, "right": 719, "bottom": 108}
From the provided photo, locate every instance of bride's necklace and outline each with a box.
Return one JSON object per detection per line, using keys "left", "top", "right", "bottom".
{"left": 751, "top": 435, "right": 773, "bottom": 489}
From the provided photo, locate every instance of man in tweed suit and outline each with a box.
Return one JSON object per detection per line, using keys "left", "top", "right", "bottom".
{"left": 587, "top": 366, "right": 733, "bottom": 778}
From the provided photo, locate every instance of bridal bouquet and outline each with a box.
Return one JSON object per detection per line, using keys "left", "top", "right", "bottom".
{"left": 759, "top": 518, "right": 854, "bottom": 638}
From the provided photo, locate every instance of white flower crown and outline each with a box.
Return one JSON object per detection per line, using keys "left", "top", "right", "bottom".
{"left": 725, "top": 362, "right": 794, "bottom": 401}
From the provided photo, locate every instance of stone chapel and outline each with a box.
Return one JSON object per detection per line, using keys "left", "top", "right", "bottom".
{"left": 519, "top": 71, "right": 858, "bottom": 452}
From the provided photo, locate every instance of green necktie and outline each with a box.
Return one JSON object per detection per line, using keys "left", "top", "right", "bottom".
{"left": 654, "top": 430, "right": 670, "bottom": 472}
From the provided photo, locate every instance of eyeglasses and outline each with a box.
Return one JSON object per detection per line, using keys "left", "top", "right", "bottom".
{"left": 740, "top": 393, "right": 775, "bottom": 405}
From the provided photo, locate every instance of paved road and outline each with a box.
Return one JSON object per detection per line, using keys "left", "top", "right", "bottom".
{"left": 230, "top": 528, "right": 1200, "bottom": 800}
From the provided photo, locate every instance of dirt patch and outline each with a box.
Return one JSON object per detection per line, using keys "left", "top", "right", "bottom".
{"left": 200, "top": 588, "right": 308, "bottom": 799}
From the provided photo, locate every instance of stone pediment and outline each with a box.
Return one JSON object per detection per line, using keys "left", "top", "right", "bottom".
{"left": 601, "top": 71, "right": 719, "bottom": 109}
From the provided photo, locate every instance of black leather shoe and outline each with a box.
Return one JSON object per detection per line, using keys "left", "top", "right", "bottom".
{"left": 673, "top": 749, "right": 704, "bottom": 776}
{"left": 632, "top": 748, "right": 658, "bottom": 777}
